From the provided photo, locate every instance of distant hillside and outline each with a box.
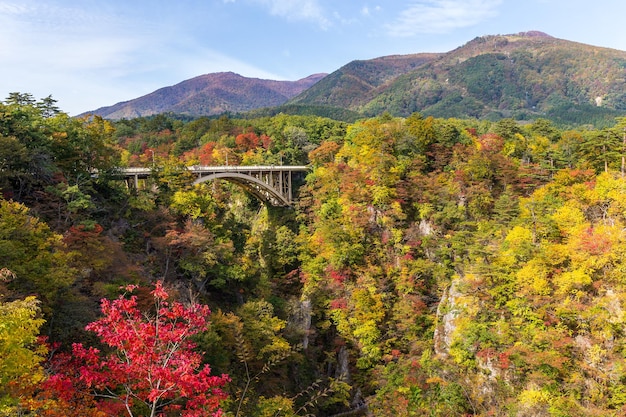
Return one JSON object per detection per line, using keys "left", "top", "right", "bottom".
{"left": 85, "top": 32, "right": 626, "bottom": 126}
{"left": 242, "top": 104, "right": 363, "bottom": 123}
{"left": 85, "top": 72, "right": 327, "bottom": 120}
{"left": 292, "top": 31, "right": 626, "bottom": 125}
{"left": 287, "top": 53, "right": 439, "bottom": 109}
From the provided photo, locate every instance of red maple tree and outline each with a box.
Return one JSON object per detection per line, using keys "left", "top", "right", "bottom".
{"left": 46, "top": 282, "right": 229, "bottom": 417}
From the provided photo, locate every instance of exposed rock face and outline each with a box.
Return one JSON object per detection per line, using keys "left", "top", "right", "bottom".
{"left": 433, "top": 278, "right": 463, "bottom": 357}
{"left": 336, "top": 345, "right": 350, "bottom": 380}
{"left": 418, "top": 219, "right": 434, "bottom": 236}
{"left": 297, "top": 298, "right": 313, "bottom": 349}
{"left": 287, "top": 297, "right": 313, "bottom": 350}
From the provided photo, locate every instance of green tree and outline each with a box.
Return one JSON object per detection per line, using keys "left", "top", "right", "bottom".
{"left": 0, "top": 98, "right": 51, "bottom": 199}
{"left": 47, "top": 114, "right": 119, "bottom": 179}
{"left": 5, "top": 92, "right": 36, "bottom": 106}
{"left": 202, "top": 301, "right": 295, "bottom": 417}
{"left": 612, "top": 116, "right": 626, "bottom": 175}
{"left": 404, "top": 112, "right": 436, "bottom": 155}
{"left": 579, "top": 128, "right": 622, "bottom": 173}
{"left": 0, "top": 198, "right": 75, "bottom": 317}
{"left": 36, "top": 95, "right": 61, "bottom": 118}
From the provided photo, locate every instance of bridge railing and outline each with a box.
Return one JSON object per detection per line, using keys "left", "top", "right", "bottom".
{"left": 189, "top": 165, "right": 309, "bottom": 172}
{"left": 117, "top": 165, "right": 310, "bottom": 206}
{"left": 118, "top": 165, "right": 309, "bottom": 176}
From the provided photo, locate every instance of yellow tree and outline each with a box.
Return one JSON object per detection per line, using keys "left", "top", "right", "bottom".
{"left": 0, "top": 198, "right": 75, "bottom": 310}
{"left": 0, "top": 294, "right": 46, "bottom": 415}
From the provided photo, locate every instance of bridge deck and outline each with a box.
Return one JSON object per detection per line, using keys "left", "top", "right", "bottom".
{"left": 119, "top": 165, "right": 309, "bottom": 206}
{"left": 120, "top": 165, "right": 309, "bottom": 178}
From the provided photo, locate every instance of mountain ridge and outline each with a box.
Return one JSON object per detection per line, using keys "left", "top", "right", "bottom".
{"left": 85, "top": 72, "right": 327, "bottom": 119}
{"left": 85, "top": 31, "right": 626, "bottom": 125}
{"left": 362, "top": 32, "right": 626, "bottom": 122}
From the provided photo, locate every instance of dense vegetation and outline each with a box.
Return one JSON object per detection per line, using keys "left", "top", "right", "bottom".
{"left": 87, "top": 33, "right": 626, "bottom": 129}
{"left": 4, "top": 92, "right": 626, "bottom": 416}
{"left": 288, "top": 54, "right": 439, "bottom": 112}
{"left": 292, "top": 33, "right": 626, "bottom": 127}
{"left": 89, "top": 72, "right": 327, "bottom": 120}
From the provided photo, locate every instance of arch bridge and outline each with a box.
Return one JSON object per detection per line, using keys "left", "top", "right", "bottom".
{"left": 120, "top": 165, "right": 309, "bottom": 207}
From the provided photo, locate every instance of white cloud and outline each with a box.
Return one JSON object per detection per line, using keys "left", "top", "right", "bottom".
{"left": 0, "top": 2, "right": 158, "bottom": 113}
{"left": 247, "top": 0, "right": 331, "bottom": 29}
{"left": 0, "top": 2, "right": 141, "bottom": 68}
{"left": 0, "top": 0, "right": 300, "bottom": 114}
{"left": 385, "top": 0, "right": 502, "bottom": 37}
{"left": 361, "top": 5, "right": 382, "bottom": 17}
{"left": 0, "top": 2, "right": 31, "bottom": 14}
{"left": 172, "top": 47, "right": 286, "bottom": 81}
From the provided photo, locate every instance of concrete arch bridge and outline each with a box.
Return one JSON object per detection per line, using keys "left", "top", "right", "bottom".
{"left": 120, "top": 165, "right": 309, "bottom": 207}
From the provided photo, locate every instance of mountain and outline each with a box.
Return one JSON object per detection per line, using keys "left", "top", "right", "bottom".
{"left": 290, "top": 31, "right": 626, "bottom": 125}
{"left": 87, "top": 31, "right": 626, "bottom": 126}
{"left": 287, "top": 53, "right": 439, "bottom": 109}
{"left": 85, "top": 72, "right": 327, "bottom": 120}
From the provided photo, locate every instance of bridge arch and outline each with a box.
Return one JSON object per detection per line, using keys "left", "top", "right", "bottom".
{"left": 119, "top": 165, "right": 308, "bottom": 207}
{"left": 194, "top": 172, "right": 291, "bottom": 207}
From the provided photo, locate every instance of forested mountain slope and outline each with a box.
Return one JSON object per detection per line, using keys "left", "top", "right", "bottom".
{"left": 287, "top": 53, "right": 439, "bottom": 109}
{"left": 291, "top": 31, "right": 626, "bottom": 126}
{"left": 86, "top": 32, "right": 626, "bottom": 127}
{"left": 86, "top": 72, "right": 327, "bottom": 120}
{"left": 5, "top": 93, "right": 626, "bottom": 415}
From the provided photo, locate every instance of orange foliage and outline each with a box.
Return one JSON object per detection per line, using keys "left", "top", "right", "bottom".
{"left": 309, "top": 141, "right": 340, "bottom": 165}
{"left": 198, "top": 142, "right": 217, "bottom": 165}
{"left": 579, "top": 227, "right": 613, "bottom": 255}
{"left": 235, "top": 131, "right": 261, "bottom": 151}
{"left": 477, "top": 133, "right": 505, "bottom": 153}
{"left": 63, "top": 223, "right": 103, "bottom": 246}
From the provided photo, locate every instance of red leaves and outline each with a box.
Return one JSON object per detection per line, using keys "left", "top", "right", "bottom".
{"left": 235, "top": 131, "right": 258, "bottom": 151}
{"left": 150, "top": 280, "right": 169, "bottom": 300}
{"left": 47, "top": 281, "right": 229, "bottom": 416}
{"left": 198, "top": 142, "right": 216, "bottom": 165}
{"left": 63, "top": 223, "right": 104, "bottom": 245}
{"left": 579, "top": 226, "right": 613, "bottom": 256}
{"left": 477, "top": 133, "right": 505, "bottom": 154}
{"left": 330, "top": 298, "right": 348, "bottom": 310}
{"left": 326, "top": 266, "right": 349, "bottom": 284}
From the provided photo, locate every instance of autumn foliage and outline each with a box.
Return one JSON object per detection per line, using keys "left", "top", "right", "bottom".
{"left": 42, "top": 282, "right": 229, "bottom": 417}
{"left": 11, "top": 96, "right": 626, "bottom": 416}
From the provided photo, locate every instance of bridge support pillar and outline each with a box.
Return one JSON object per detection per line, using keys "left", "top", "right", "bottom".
{"left": 118, "top": 165, "right": 308, "bottom": 207}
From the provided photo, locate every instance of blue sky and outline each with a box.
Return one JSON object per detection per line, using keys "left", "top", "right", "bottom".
{"left": 1, "top": 0, "right": 625, "bottom": 115}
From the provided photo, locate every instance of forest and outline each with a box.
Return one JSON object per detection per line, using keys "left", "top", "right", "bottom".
{"left": 4, "top": 92, "right": 626, "bottom": 416}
